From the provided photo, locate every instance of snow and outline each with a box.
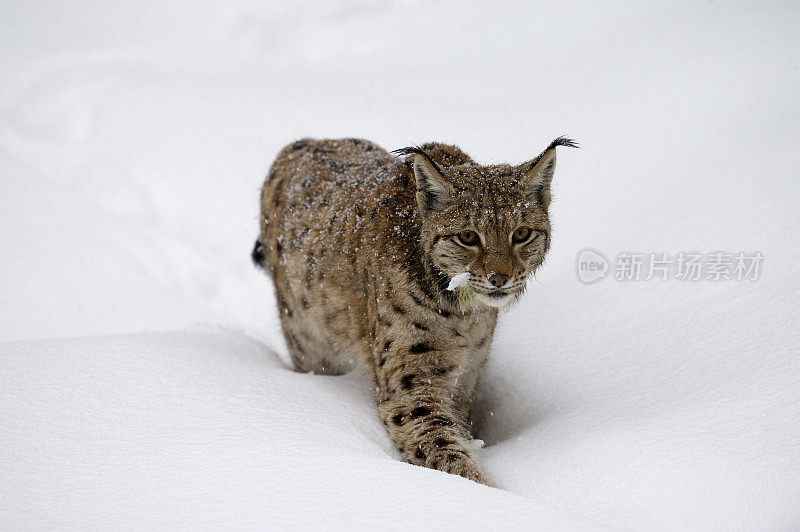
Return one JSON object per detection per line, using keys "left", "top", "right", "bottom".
{"left": 1, "top": 330, "right": 601, "bottom": 530}
{"left": 447, "top": 272, "right": 472, "bottom": 291}
{"left": 2, "top": 1, "right": 799, "bottom": 529}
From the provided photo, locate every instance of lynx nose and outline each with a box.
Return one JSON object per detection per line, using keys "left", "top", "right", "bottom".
{"left": 488, "top": 273, "right": 510, "bottom": 288}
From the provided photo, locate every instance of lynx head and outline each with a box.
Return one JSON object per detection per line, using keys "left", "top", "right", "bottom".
{"left": 395, "top": 137, "right": 577, "bottom": 309}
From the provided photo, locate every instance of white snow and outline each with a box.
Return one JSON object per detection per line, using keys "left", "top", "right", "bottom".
{"left": 2, "top": 1, "right": 799, "bottom": 530}
{"left": 447, "top": 272, "right": 472, "bottom": 291}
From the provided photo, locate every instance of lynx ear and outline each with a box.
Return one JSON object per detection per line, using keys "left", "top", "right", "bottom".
{"left": 520, "top": 136, "right": 578, "bottom": 207}
{"left": 393, "top": 147, "right": 455, "bottom": 212}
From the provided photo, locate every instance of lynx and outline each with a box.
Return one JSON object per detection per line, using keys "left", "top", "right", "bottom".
{"left": 253, "top": 136, "right": 576, "bottom": 485}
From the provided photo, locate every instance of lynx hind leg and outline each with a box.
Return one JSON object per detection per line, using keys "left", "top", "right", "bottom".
{"left": 276, "top": 300, "right": 356, "bottom": 375}
{"left": 277, "top": 315, "right": 350, "bottom": 375}
{"left": 280, "top": 324, "right": 313, "bottom": 373}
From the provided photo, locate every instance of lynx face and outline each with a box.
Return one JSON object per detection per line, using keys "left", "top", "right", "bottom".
{"left": 396, "top": 138, "right": 576, "bottom": 309}
{"left": 426, "top": 185, "right": 551, "bottom": 308}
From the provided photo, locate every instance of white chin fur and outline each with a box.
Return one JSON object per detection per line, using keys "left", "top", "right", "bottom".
{"left": 474, "top": 292, "right": 518, "bottom": 309}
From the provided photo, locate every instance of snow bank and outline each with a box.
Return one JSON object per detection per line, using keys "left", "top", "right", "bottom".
{"left": 1, "top": 0, "right": 799, "bottom": 529}
{"left": 0, "top": 330, "right": 603, "bottom": 530}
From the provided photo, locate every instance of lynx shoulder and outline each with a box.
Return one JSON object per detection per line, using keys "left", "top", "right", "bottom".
{"left": 255, "top": 136, "right": 576, "bottom": 484}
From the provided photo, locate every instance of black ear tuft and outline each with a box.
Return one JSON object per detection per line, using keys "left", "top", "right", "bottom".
{"left": 549, "top": 136, "right": 579, "bottom": 150}
{"left": 391, "top": 146, "right": 423, "bottom": 156}
{"left": 525, "top": 136, "right": 579, "bottom": 173}
{"left": 392, "top": 146, "right": 447, "bottom": 177}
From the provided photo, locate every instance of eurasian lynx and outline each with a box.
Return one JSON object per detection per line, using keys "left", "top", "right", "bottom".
{"left": 254, "top": 136, "right": 576, "bottom": 484}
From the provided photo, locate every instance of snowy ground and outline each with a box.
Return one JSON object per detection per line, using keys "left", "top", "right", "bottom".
{"left": 2, "top": 1, "right": 799, "bottom": 529}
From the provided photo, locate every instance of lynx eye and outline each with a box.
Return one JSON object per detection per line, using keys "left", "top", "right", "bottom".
{"left": 457, "top": 230, "right": 480, "bottom": 246}
{"left": 512, "top": 226, "right": 533, "bottom": 244}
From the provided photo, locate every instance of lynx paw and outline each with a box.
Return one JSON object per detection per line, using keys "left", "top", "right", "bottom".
{"left": 431, "top": 451, "right": 491, "bottom": 486}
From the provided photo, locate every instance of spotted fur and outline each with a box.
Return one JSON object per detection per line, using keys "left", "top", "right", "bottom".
{"left": 256, "top": 136, "right": 575, "bottom": 484}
